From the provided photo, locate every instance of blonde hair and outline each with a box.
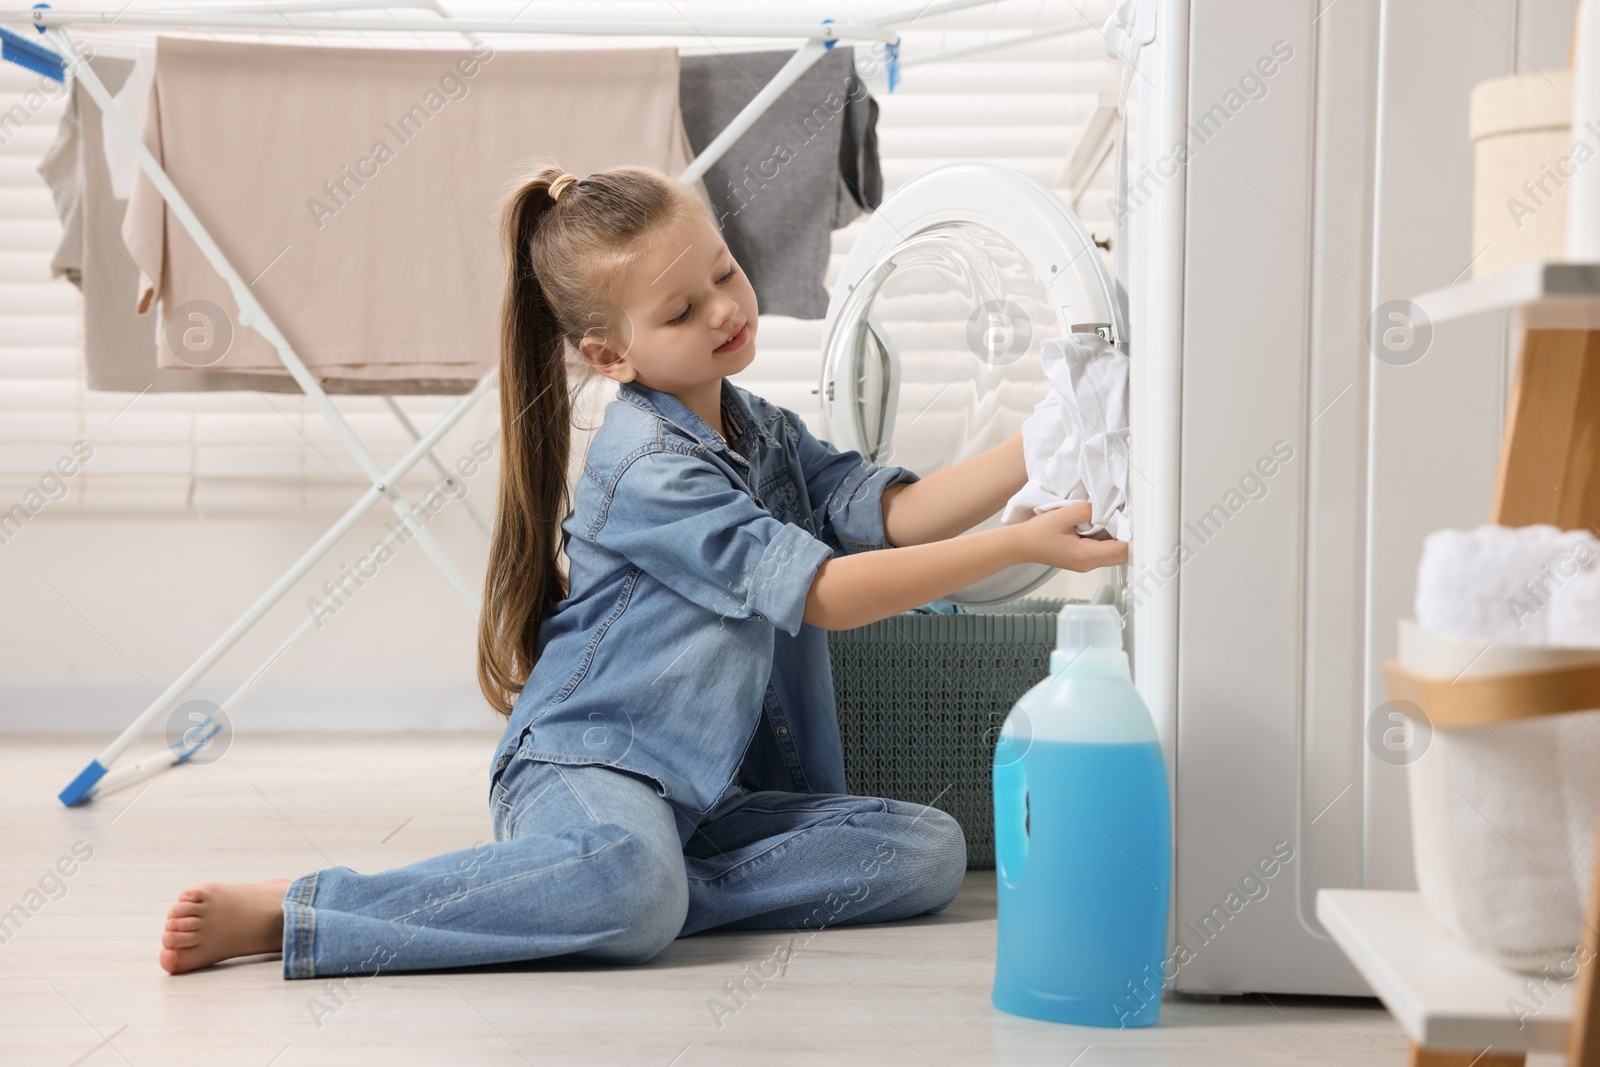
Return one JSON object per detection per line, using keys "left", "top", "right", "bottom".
{"left": 476, "top": 162, "right": 708, "bottom": 717}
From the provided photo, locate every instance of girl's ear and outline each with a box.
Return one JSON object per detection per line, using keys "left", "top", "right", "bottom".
{"left": 578, "top": 332, "right": 634, "bottom": 383}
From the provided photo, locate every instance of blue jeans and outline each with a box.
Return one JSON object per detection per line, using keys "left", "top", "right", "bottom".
{"left": 280, "top": 757, "right": 968, "bottom": 979}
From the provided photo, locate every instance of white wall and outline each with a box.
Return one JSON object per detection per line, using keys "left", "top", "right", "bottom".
{"left": 1362, "top": 0, "right": 1578, "bottom": 890}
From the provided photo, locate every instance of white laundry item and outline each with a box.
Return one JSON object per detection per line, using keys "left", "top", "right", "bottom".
{"left": 101, "top": 41, "right": 154, "bottom": 201}
{"left": 1001, "top": 332, "right": 1131, "bottom": 541}
{"left": 1414, "top": 524, "right": 1600, "bottom": 645}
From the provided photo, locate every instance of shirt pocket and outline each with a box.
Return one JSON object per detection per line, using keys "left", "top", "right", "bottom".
{"left": 757, "top": 472, "right": 804, "bottom": 527}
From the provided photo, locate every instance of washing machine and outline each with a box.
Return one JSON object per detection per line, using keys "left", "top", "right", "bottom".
{"left": 812, "top": 154, "right": 1378, "bottom": 998}
{"left": 817, "top": 162, "right": 1128, "bottom": 608}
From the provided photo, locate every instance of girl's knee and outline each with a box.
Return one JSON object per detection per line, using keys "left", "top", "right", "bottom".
{"left": 926, "top": 809, "right": 967, "bottom": 907}
{"left": 584, "top": 832, "right": 688, "bottom": 964}
{"left": 894, "top": 805, "right": 966, "bottom": 915}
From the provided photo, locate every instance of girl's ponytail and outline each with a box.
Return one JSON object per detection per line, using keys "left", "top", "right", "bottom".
{"left": 477, "top": 165, "right": 574, "bottom": 717}
{"left": 477, "top": 162, "right": 703, "bottom": 717}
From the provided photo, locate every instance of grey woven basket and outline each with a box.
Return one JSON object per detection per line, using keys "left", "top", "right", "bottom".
{"left": 826, "top": 597, "right": 1073, "bottom": 869}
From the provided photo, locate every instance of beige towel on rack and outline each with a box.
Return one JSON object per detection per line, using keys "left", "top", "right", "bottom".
{"left": 39, "top": 52, "right": 477, "bottom": 395}
{"left": 123, "top": 38, "right": 704, "bottom": 382}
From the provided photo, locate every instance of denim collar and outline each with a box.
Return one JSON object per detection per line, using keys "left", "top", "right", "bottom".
{"left": 617, "top": 377, "right": 779, "bottom": 452}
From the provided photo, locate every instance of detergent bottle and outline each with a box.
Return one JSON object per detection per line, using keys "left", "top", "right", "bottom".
{"left": 991, "top": 603, "right": 1171, "bottom": 1028}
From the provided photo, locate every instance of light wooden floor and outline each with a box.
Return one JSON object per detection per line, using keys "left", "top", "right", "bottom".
{"left": 0, "top": 732, "right": 1424, "bottom": 1066}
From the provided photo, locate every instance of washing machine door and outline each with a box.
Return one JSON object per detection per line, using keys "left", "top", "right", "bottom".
{"left": 819, "top": 163, "right": 1126, "bottom": 605}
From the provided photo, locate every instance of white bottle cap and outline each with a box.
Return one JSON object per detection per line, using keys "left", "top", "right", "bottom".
{"left": 1056, "top": 603, "right": 1123, "bottom": 652}
{"left": 1051, "top": 603, "right": 1128, "bottom": 674}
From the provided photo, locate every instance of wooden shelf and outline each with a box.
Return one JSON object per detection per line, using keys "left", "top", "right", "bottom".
{"left": 1317, "top": 889, "right": 1573, "bottom": 1055}
{"left": 1413, "top": 260, "right": 1600, "bottom": 329}
{"left": 1361, "top": 260, "right": 1600, "bottom": 1067}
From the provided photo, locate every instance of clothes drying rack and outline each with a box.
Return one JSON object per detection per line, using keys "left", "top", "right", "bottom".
{"left": 0, "top": 0, "right": 1101, "bottom": 806}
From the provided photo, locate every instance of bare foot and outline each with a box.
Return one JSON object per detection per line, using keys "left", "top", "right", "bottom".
{"left": 159, "top": 879, "right": 293, "bottom": 975}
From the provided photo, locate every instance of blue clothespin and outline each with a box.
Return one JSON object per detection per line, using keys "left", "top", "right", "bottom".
{"left": 0, "top": 23, "right": 63, "bottom": 81}
{"left": 825, "top": 17, "right": 898, "bottom": 90}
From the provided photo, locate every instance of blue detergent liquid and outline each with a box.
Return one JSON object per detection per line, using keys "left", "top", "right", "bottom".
{"left": 992, "top": 738, "right": 1171, "bottom": 1028}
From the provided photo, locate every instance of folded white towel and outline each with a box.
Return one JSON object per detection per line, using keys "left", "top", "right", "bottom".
{"left": 1550, "top": 560, "right": 1600, "bottom": 647}
{"left": 1415, "top": 524, "right": 1600, "bottom": 646}
{"left": 1001, "top": 332, "right": 1131, "bottom": 541}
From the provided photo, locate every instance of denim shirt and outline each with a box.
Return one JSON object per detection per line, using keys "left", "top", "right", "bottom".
{"left": 489, "top": 376, "right": 920, "bottom": 820}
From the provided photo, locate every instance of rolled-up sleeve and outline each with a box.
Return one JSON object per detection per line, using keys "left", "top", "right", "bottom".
{"left": 782, "top": 407, "right": 920, "bottom": 553}
{"left": 595, "top": 448, "right": 834, "bottom": 636}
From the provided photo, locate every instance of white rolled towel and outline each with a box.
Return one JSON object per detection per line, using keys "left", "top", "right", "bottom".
{"left": 1414, "top": 524, "right": 1600, "bottom": 646}
{"left": 1551, "top": 548, "right": 1600, "bottom": 647}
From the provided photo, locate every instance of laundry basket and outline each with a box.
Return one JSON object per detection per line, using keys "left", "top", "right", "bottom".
{"left": 1384, "top": 525, "right": 1600, "bottom": 973}
{"left": 827, "top": 597, "right": 1075, "bottom": 869}
{"left": 1384, "top": 622, "right": 1600, "bottom": 974}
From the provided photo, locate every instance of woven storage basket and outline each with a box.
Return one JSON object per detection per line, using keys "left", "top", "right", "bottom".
{"left": 1386, "top": 621, "right": 1600, "bottom": 973}
{"left": 827, "top": 597, "right": 1073, "bottom": 869}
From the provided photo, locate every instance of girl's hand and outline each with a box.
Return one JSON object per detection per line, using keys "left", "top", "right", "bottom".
{"left": 1008, "top": 502, "right": 1129, "bottom": 572}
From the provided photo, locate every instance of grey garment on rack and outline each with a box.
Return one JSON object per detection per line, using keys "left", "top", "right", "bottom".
{"left": 37, "top": 53, "right": 474, "bottom": 395}
{"left": 679, "top": 46, "right": 882, "bottom": 320}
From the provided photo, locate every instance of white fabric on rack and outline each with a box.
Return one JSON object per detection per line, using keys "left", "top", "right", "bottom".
{"left": 1001, "top": 332, "right": 1131, "bottom": 541}
{"left": 101, "top": 40, "right": 153, "bottom": 201}
{"left": 1414, "top": 524, "right": 1600, "bottom": 646}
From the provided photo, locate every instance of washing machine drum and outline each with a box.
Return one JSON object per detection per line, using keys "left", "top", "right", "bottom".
{"left": 818, "top": 163, "right": 1126, "bottom": 605}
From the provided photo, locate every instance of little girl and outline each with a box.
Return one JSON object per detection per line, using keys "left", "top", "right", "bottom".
{"left": 157, "top": 164, "right": 1127, "bottom": 978}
